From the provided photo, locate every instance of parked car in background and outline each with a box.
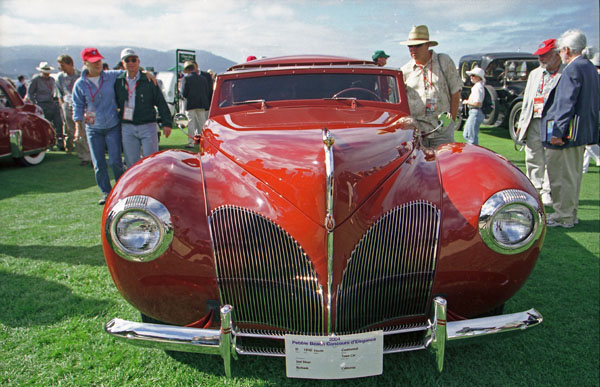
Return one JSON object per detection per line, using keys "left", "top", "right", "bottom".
{"left": 102, "top": 55, "right": 545, "bottom": 379}
{"left": 0, "top": 77, "right": 55, "bottom": 166}
{"left": 458, "top": 53, "right": 539, "bottom": 140}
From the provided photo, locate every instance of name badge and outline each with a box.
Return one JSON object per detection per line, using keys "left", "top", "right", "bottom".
{"left": 123, "top": 106, "right": 134, "bottom": 121}
{"left": 425, "top": 97, "right": 437, "bottom": 117}
{"left": 533, "top": 97, "right": 544, "bottom": 118}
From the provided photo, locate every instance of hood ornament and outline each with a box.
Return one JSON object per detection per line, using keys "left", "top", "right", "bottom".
{"left": 323, "top": 127, "right": 335, "bottom": 333}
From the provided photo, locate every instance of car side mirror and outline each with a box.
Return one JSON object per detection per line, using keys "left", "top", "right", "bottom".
{"left": 173, "top": 113, "right": 189, "bottom": 129}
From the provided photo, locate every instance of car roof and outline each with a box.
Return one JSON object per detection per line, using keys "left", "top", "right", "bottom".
{"left": 460, "top": 52, "right": 537, "bottom": 62}
{"left": 228, "top": 55, "right": 378, "bottom": 71}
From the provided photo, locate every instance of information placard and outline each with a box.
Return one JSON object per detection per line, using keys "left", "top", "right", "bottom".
{"left": 285, "top": 331, "right": 383, "bottom": 379}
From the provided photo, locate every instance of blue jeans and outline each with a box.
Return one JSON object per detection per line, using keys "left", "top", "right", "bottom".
{"left": 122, "top": 122, "right": 159, "bottom": 167}
{"left": 87, "top": 124, "right": 124, "bottom": 195}
{"left": 463, "top": 108, "right": 484, "bottom": 145}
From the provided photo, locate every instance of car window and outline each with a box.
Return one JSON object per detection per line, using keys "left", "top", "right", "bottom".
{"left": 0, "top": 87, "right": 12, "bottom": 108}
{"left": 218, "top": 73, "right": 399, "bottom": 107}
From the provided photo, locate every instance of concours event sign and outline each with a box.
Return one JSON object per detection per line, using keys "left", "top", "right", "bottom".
{"left": 284, "top": 331, "right": 383, "bottom": 379}
{"left": 173, "top": 49, "right": 196, "bottom": 113}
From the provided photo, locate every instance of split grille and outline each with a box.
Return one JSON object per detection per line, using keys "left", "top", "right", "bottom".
{"left": 210, "top": 201, "right": 440, "bottom": 336}
{"left": 335, "top": 201, "right": 441, "bottom": 333}
{"left": 210, "top": 206, "right": 324, "bottom": 335}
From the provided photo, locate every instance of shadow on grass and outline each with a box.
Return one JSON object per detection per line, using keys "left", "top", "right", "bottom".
{"left": 0, "top": 152, "right": 97, "bottom": 200}
{"left": 480, "top": 125, "right": 511, "bottom": 140}
{"left": 0, "top": 271, "right": 113, "bottom": 328}
{"left": 0, "top": 244, "right": 106, "bottom": 266}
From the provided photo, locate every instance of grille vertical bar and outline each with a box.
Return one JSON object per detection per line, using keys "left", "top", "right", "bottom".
{"left": 210, "top": 206, "right": 324, "bottom": 334}
{"left": 335, "top": 201, "right": 440, "bottom": 334}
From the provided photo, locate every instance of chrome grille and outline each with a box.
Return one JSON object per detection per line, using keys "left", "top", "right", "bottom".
{"left": 210, "top": 205, "right": 323, "bottom": 334}
{"left": 336, "top": 201, "right": 440, "bottom": 333}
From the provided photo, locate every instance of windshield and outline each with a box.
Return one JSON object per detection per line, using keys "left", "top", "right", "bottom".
{"left": 218, "top": 73, "right": 399, "bottom": 107}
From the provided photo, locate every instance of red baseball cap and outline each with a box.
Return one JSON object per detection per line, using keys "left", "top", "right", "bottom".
{"left": 533, "top": 39, "right": 556, "bottom": 56}
{"left": 81, "top": 47, "right": 104, "bottom": 63}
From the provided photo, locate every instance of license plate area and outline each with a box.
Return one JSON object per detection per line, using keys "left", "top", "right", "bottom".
{"left": 284, "top": 331, "right": 383, "bottom": 379}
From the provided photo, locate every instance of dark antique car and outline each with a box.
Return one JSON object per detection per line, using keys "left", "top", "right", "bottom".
{"left": 102, "top": 56, "right": 544, "bottom": 379}
{"left": 459, "top": 53, "right": 539, "bottom": 139}
{"left": 0, "top": 77, "right": 56, "bottom": 166}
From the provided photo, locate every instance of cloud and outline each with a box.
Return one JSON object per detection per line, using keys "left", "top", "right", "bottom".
{"left": 0, "top": 0, "right": 597, "bottom": 67}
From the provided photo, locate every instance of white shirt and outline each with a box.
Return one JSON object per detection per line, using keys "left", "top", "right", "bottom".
{"left": 467, "top": 81, "right": 485, "bottom": 106}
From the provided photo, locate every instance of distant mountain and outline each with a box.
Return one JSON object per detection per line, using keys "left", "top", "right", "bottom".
{"left": 0, "top": 45, "right": 236, "bottom": 78}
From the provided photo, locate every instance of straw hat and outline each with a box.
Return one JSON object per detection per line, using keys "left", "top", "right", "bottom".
{"left": 400, "top": 25, "right": 438, "bottom": 47}
{"left": 36, "top": 61, "right": 54, "bottom": 73}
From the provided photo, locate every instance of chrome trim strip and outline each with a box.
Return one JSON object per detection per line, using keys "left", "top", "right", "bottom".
{"left": 234, "top": 323, "right": 429, "bottom": 340}
{"left": 425, "top": 297, "right": 447, "bottom": 372}
{"left": 9, "top": 130, "right": 23, "bottom": 158}
{"left": 105, "top": 305, "right": 235, "bottom": 377}
{"left": 446, "top": 308, "right": 543, "bottom": 340}
{"left": 235, "top": 343, "right": 427, "bottom": 358}
{"left": 323, "top": 127, "right": 335, "bottom": 334}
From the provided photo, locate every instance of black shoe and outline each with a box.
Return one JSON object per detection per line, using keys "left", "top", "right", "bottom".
{"left": 98, "top": 195, "right": 108, "bottom": 205}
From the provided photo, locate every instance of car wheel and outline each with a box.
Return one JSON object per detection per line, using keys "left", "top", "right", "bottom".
{"left": 482, "top": 86, "right": 499, "bottom": 126}
{"left": 508, "top": 101, "right": 523, "bottom": 142}
{"left": 15, "top": 151, "right": 46, "bottom": 166}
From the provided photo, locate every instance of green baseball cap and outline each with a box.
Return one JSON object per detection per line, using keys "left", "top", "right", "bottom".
{"left": 372, "top": 50, "right": 390, "bottom": 61}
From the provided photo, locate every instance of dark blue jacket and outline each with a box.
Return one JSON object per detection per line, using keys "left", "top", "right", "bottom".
{"left": 181, "top": 72, "right": 210, "bottom": 110}
{"left": 541, "top": 55, "right": 599, "bottom": 148}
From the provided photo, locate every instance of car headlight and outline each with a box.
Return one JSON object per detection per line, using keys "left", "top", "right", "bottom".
{"left": 106, "top": 195, "right": 173, "bottom": 262}
{"left": 479, "top": 189, "right": 544, "bottom": 254}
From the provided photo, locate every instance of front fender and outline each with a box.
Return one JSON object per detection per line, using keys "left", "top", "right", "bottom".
{"left": 433, "top": 143, "right": 544, "bottom": 317}
{"left": 102, "top": 150, "right": 219, "bottom": 325}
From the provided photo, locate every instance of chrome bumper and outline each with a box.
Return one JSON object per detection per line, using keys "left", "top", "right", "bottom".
{"left": 105, "top": 298, "right": 542, "bottom": 377}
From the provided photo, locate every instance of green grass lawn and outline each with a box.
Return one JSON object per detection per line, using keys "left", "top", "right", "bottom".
{"left": 1, "top": 127, "right": 598, "bottom": 386}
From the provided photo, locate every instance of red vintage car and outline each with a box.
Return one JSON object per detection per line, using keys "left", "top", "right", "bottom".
{"left": 103, "top": 56, "right": 545, "bottom": 379}
{"left": 0, "top": 77, "right": 55, "bottom": 166}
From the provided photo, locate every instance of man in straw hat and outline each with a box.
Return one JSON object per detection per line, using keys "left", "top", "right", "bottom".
{"left": 400, "top": 25, "right": 462, "bottom": 147}
{"left": 27, "top": 61, "right": 64, "bottom": 150}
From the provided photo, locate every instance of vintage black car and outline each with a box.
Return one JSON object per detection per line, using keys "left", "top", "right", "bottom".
{"left": 459, "top": 53, "right": 539, "bottom": 140}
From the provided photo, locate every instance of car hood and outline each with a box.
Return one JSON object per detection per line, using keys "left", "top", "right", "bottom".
{"left": 203, "top": 106, "right": 417, "bottom": 226}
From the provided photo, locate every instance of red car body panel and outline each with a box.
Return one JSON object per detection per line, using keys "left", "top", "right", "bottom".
{"left": 0, "top": 78, "right": 55, "bottom": 160}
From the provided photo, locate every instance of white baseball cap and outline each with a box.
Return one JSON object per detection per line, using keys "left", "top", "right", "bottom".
{"left": 466, "top": 67, "right": 485, "bottom": 80}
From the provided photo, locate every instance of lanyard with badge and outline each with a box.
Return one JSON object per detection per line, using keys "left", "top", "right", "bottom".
{"left": 418, "top": 55, "right": 437, "bottom": 116}
{"left": 123, "top": 78, "right": 139, "bottom": 121}
{"left": 84, "top": 75, "right": 104, "bottom": 125}
{"left": 533, "top": 71, "right": 558, "bottom": 118}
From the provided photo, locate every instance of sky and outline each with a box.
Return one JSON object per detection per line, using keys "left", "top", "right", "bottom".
{"left": 0, "top": 0, "right": 598, "bottom": 67}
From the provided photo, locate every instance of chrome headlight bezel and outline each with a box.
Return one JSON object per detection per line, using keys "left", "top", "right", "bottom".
{"left": 479, "top": 189, "right": 544, "bottom": 254}
{"left": 106, "top": 195, "right": 173, "bottom": 262}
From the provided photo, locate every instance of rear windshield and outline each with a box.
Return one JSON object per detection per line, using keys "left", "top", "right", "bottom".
{"left": 218, "top": 73, "right": 399, "bottom": 107}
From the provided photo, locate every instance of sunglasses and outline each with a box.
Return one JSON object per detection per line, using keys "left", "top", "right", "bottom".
{"left": 124, "top": 57, "right": 138, "bottom": 63}
{"left": 409, "top": 43, "right": 427, "bottom": 48}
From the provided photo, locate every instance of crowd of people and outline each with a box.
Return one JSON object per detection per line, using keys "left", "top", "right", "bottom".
{"left": 15, "top": 26, "right": 600, "bottom": 226}
{"left": 20, "top": 47, "right": 208, "bottom": 204}
{"left": 373, "top": 26, "right": 598, "bottom": 229}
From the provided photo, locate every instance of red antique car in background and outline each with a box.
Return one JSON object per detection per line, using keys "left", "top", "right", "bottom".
{"left": 0, "top": 77, "right": 55, "bottom": 166}
{"left": 102, "top": 56, "right": 544, "bottom": 379}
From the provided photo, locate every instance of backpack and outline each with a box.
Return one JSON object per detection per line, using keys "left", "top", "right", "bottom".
{"left": 481, "top": 89, "right": 493, "bottom": 115}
